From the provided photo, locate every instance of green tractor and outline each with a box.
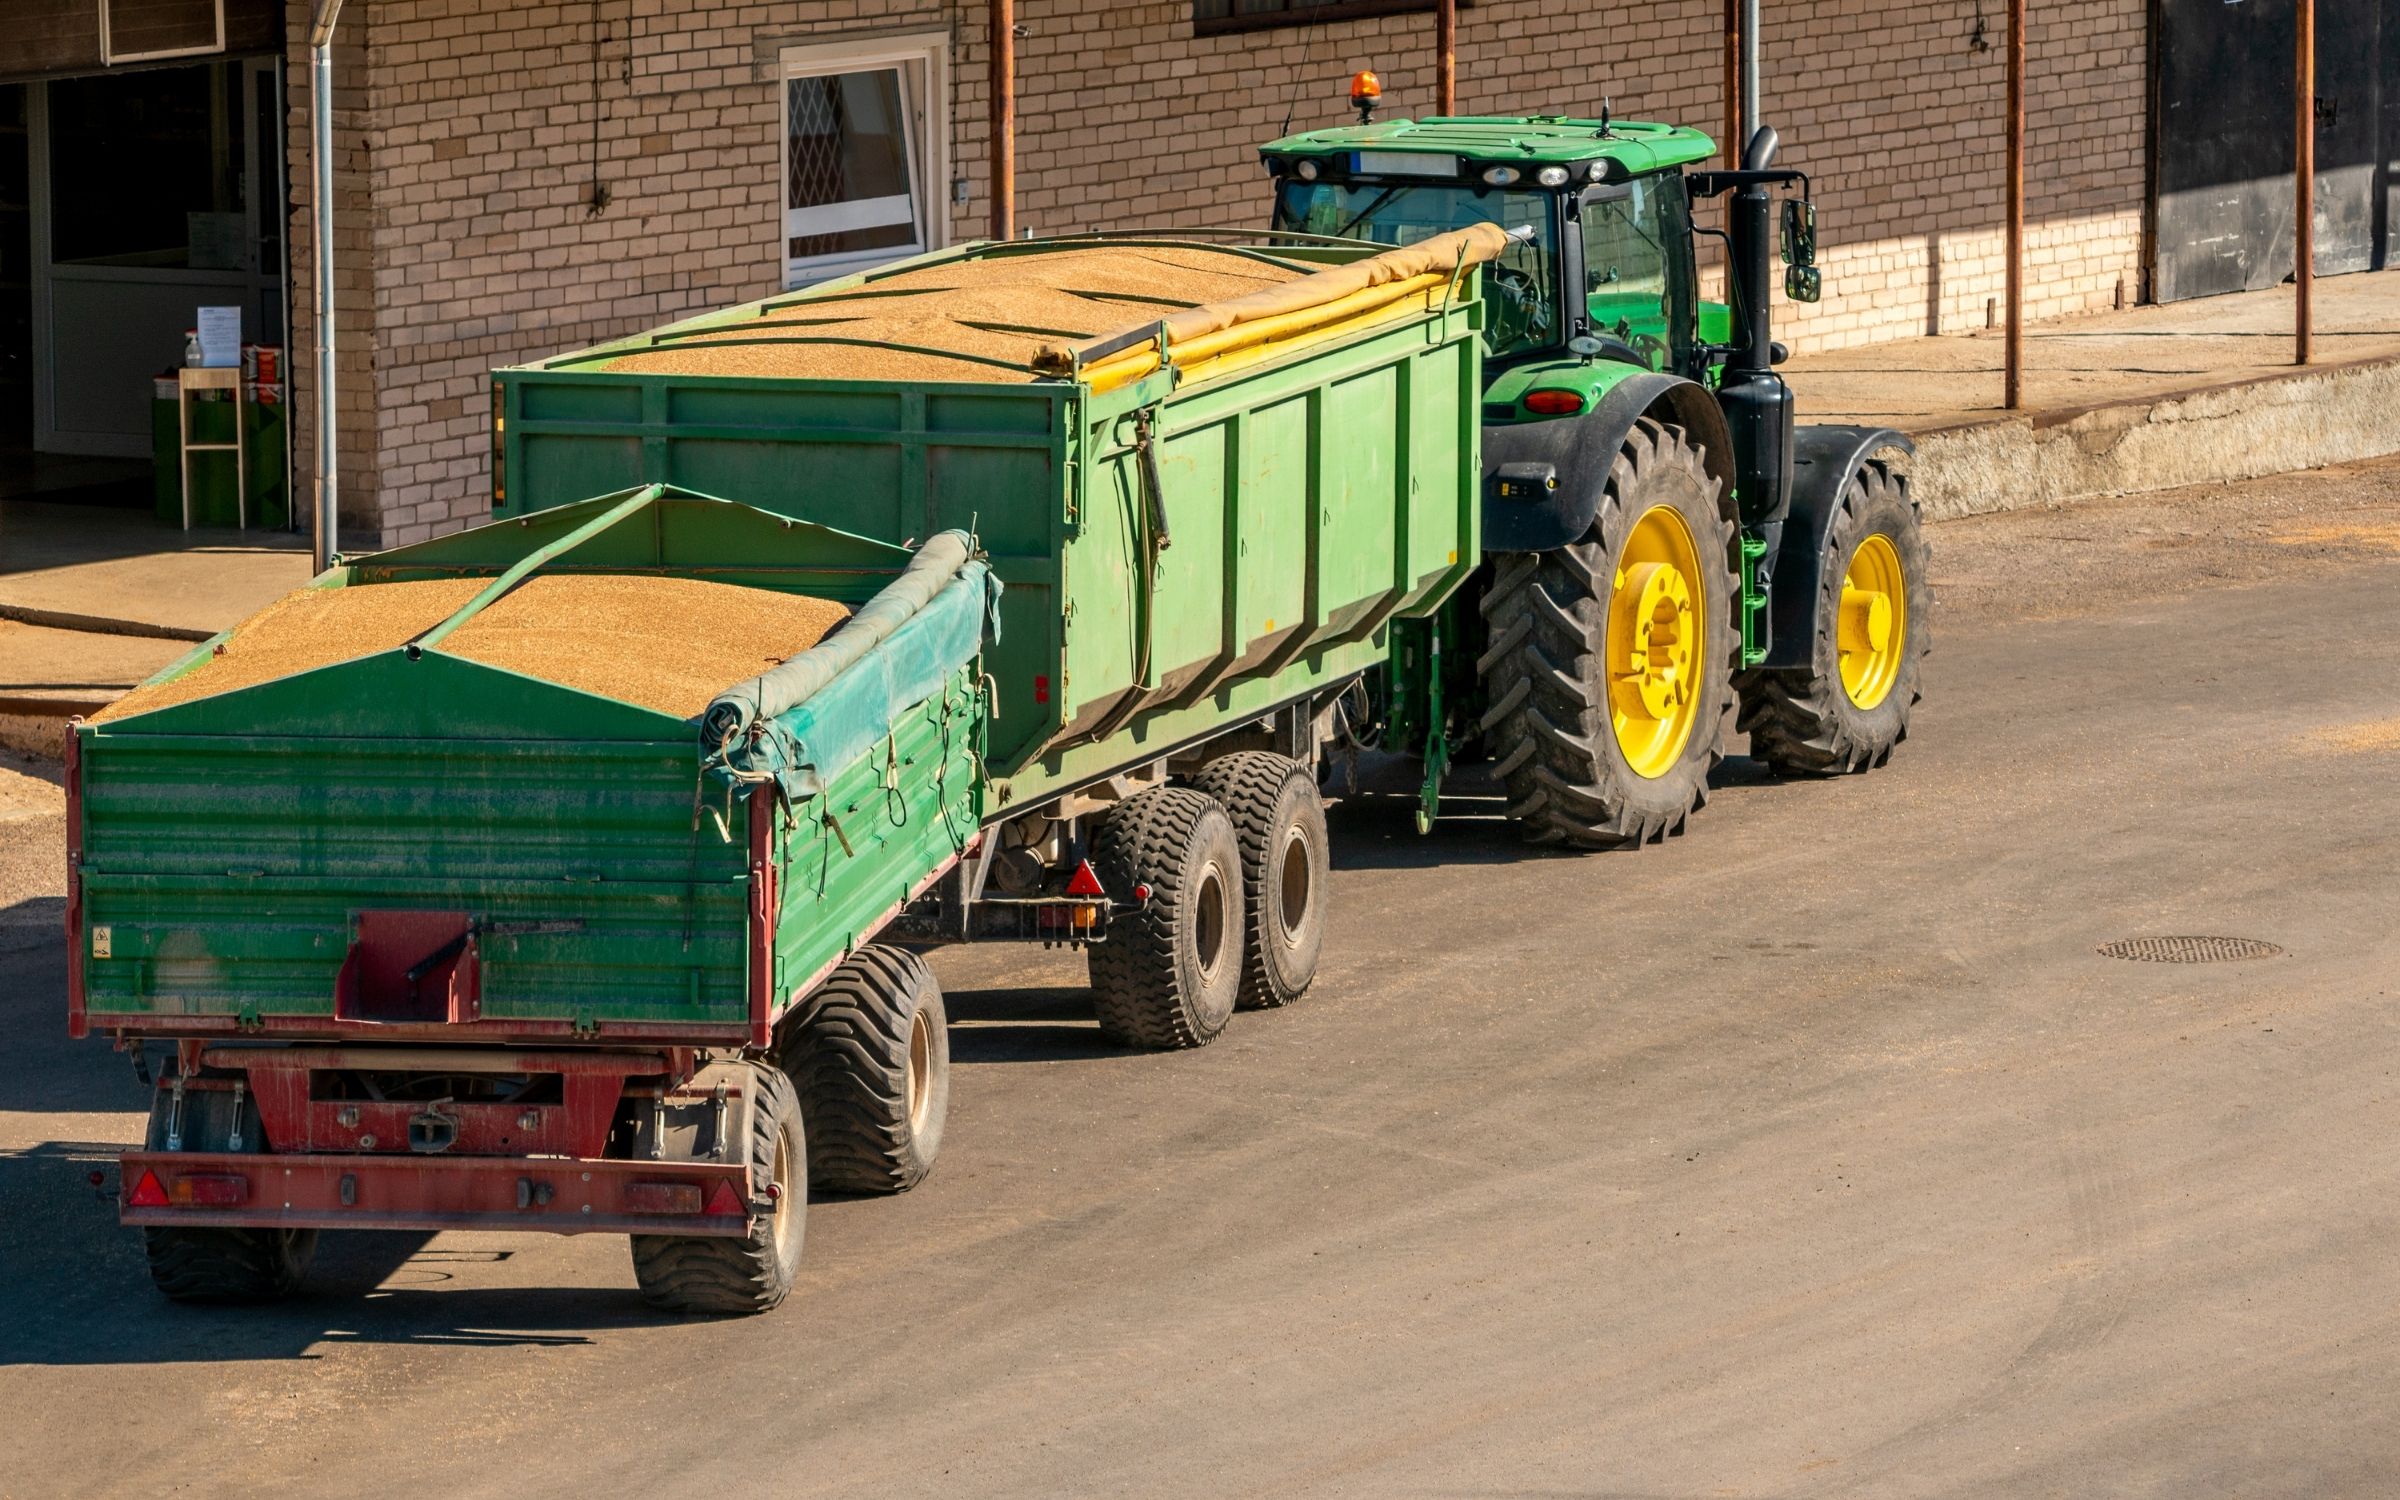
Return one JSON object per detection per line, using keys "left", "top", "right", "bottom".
{"left": 1260, "top": 109, "right": 1929, "bottom": 846}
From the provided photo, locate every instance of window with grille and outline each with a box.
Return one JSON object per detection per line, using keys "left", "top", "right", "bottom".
{"left": 780, "top": 34, "right": 949, "bottom": 287}
{"left": 1194, "top": 0, "right": 1465, "bottom": 38}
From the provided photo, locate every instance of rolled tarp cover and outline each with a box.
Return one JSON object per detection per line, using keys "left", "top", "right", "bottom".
{"left": 701, "top": 530, "right": 996, "bottom": 799}
{"left": 1031, "top": 222, "right": 1514, "bottom": 375}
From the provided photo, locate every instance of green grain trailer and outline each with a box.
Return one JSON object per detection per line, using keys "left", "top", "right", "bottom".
{"left": 76, "top": 232, "right": 1502, "bottom": 1311}
{"left": 492, "top": 230, "right": 1497, "bottom": 1047}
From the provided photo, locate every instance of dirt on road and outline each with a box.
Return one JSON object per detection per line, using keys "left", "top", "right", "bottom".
{"left": 4, "top": 455, "right": 2399, "bottom": 1500}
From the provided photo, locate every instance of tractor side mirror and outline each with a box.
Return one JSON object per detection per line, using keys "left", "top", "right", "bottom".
{"left": 1785, "top": 264, "right": 1823, "bottom": 303}
{"left": 1781, "top": 199, "right": 1817, "bottom": 267}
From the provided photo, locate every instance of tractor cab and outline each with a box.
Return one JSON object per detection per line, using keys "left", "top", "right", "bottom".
{"left": 1255, "top": 98, "right": 1929, "bottom": 858}
{"left": 1261, "top": 113, "right": 1721, "bottom": 381}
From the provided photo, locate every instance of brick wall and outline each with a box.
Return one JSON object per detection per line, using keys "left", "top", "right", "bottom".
{"left": 285, "top": 0, "right": 2149, "bottom": 547}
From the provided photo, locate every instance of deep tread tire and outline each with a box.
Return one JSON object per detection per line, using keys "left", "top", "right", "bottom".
{"left": 141, "top": 1079, "right": 317, "bottom": 1304}
{"left": 1736, "top": 459, "right": 1931, "bottom": 775}
{"left": 1476, "top": 417, "right": 1739, "bottom": 849}
{"left": 1086, "top": 786, "right": 1246, "bottom": 1049}
{"left": 1183, "top": 752, "right": 1328, "bottom": 1011}
{"left": 631, "top": 1062, "right": 806, "bottom": 1316}
{"left": 145, "top": 1224, "right": 317, "bottom": 1304}
{"left": 783, "top": 945, "right": 949, "bottom": 1195}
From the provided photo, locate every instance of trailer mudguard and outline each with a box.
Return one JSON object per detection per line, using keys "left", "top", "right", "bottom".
{"left": 1481, "top": 372, "right": 1738, "bottom": 553}
{"left": 1758, "top": 424, "right": 1915, "bottom": 669}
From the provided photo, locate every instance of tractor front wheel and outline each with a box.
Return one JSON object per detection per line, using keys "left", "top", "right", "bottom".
{"left": 1477, "top": 417, "right": 1739, "bottom": 849}
{"left": 1736, "top": 458, "right": 1930, "bottom": 775}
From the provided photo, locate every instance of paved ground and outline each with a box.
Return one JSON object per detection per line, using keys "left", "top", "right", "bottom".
{"left": 4, "top": 457, "right": 2399, "bottom": 1498}
{"left": 1788, "top": 264, "right": 2400, "bottom": 429}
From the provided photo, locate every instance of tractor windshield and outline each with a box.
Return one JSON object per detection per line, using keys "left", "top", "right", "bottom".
{"left": 1271, "top": 181, "right": 1562, "bottom": 360}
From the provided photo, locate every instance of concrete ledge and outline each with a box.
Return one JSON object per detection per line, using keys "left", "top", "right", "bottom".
{"left": 1909, "top": 354, "right": 2400, "bottom": 520}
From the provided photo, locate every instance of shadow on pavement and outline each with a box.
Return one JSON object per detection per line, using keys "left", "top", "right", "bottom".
{"left": 0, "top": 1138, "right": 695, "bottom": 1365}
{"left": 0, "top": 923, "right": 695, "bottom": 1364}
{"left": 944, "top": 985, "right": 1122, "bottom": 1065}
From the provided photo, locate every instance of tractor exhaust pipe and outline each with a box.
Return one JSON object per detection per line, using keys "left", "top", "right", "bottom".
{"left": 1716, "top": 123, "right": 1795, "bottom": 531}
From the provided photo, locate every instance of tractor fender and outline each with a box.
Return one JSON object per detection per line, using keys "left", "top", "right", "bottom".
{"left": 1759, "top": 425, "right": 1916, "bottom": 669}
{"left": 1482, "top": 373, "right": 1738, "bottom": 554}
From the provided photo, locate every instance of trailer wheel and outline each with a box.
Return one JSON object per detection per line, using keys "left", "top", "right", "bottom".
{"left": 782, "top": 946, "right": 949, "bottom": 1195}
{"left": 630, "top": 1061, "right": 806, "bottom": 1316}
{"left": 139, "top": 1077, "right": 317, "bottom": 1305}
{"left": 1183, "top": 752, "right": 1328, "bottom": 1010}
{"left": 1478, "top": 416, "right": 1738, "bottom": 849}
{"left": 1737, "top": 459, "right": 1930, "bottom": 775}
{"left": 1086, "top": 786, "right": 1246, "bottom": 1048}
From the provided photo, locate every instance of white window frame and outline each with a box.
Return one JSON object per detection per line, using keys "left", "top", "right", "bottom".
{"left": 778, "top": 31, "right": 950, "bottom": 289}
{"left": 101, "top": 0, "right": 228, "bottom": 65}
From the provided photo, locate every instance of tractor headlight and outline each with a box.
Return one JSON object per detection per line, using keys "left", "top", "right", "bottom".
{"left": 1481, "top": 165, "right": 1521, "bottom": 187}
{"left": 1536, "top": 165, "right": 1569, "bottom": 187}
{"left": 1295, "top": 158, "right": 1321, "bottom": 182}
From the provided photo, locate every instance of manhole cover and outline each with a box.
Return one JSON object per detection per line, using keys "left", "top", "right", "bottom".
{"left": 2097, "top": 936, "right": 2283, "bottom": 963}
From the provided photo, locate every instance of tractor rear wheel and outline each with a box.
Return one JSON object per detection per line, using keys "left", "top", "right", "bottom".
{"left": 782, "top": 945, "right": 949, "bottom": 1195}
{"left": 630, "top": 1061, "right": 806, "bottom": 1315}
{"left": 1184, "top": 752, "right": 1328, "bottom": 1011}
{"left": 141, "top": 1079, "right": 318, "bottom": 1304}
{"left": 1086, "top": 786, "right": 1246, "bottom": 1049}
{"left": 1477, "top": 416, "right": 1738, "bottom": 849}
{"left": 1736, "top": 458, "right": 1929, "bottom": 775}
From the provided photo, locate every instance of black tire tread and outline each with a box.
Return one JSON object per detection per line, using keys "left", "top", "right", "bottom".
{"left": 784, "top": 945, "right": 945, "bottom": 1195}
{"left": 1184, "top": 752, "right": 1325, "bottom": 1011}
{"left": 1087, "top": 787, "right": 1242, "bottom": 1049}
{"left": 1735, "top": 459, "right": 1931, "bottom": 776}
{"left": 1477, "top": 417, "right": 1738, "bottom": 849}
{"left": 144, "top": 1226, "right": 315, "bottom": 1304}
{"left": 630, "top": 1063, "right": 802, "bottom": 1316}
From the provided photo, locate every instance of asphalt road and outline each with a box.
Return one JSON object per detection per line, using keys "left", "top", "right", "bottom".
{"left": 4, "top": 459, "right": 2398, "bottom": 1499}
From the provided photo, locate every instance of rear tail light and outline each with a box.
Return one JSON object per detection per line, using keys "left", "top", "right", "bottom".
{"left": 127, "top": 1169, "right": 168, "bottom": 1208}
{"left": 170, "top": 1174, "right": 250, "bottom": 1207}
{"left": 704, "top": 1179, "right": 746, "bottom": 1217}
{"left": 1522, "top": 389, "right": 1586, "bottom": 416}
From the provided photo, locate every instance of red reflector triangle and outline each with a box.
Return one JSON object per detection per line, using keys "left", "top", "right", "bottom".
{"left": 128, "top": 1169, "right": 168, "bottom": 1208}
{"left": 1064, "top": 859, "right": 1106, "bottom": 899}
{"left": 703, "top": 1179, "right": 744, "bottom": 1216}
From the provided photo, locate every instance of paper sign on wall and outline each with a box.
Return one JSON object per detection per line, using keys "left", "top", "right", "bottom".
{"left": 196, "top": 306, "right": 242, "bottom": 369}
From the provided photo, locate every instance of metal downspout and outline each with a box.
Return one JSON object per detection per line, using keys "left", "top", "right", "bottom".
{"left": 309, "top": 0, "right": 347, "bottom": 573}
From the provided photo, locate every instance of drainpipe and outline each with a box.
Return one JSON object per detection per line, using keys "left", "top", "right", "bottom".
{"left": 308, "top": 0, "right": 346, "bottom": 573}
{"left": 990, "top": 0, "right": 1014, "bottom": 242}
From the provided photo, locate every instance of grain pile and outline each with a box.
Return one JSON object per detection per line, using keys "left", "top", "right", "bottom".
{"left": 93, "top": 578, "right": 487, "bottom": 722}
{"left": 604, "top": 245, "right": 1311, "bottom": 384}
{"left": 95, "top": 575, "right": 851, "bottom": 724}
{"left": 444, "top": 576, "right": 849, "bottom": 717}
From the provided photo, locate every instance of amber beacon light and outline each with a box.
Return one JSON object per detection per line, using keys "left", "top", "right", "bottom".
{"left": 1350, "top": 69, "right": 1383, "bottom": 124}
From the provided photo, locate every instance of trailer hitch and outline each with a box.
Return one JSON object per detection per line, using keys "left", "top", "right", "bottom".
{"left": 407, "top": 1098, "right": 461, "bottom": 1154}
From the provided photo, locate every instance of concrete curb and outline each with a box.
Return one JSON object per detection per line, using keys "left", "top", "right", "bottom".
{"left": 1905, "top": 354, "right": 2400, "bottom": 520}
{"left": 0, "top": 604, "right": 215, "bottom": 643}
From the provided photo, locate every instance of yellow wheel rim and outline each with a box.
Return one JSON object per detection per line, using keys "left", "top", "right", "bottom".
{"left": 1839, "top": 533, "right": 1907, "bottom": 710}
{"left": 1607, "top": 505, "right": 1707, "bottom": 780}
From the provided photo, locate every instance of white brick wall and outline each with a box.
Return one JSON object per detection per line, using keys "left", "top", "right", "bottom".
{"left": 283, "top": 0, "right": 2149, "bottom": 545}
